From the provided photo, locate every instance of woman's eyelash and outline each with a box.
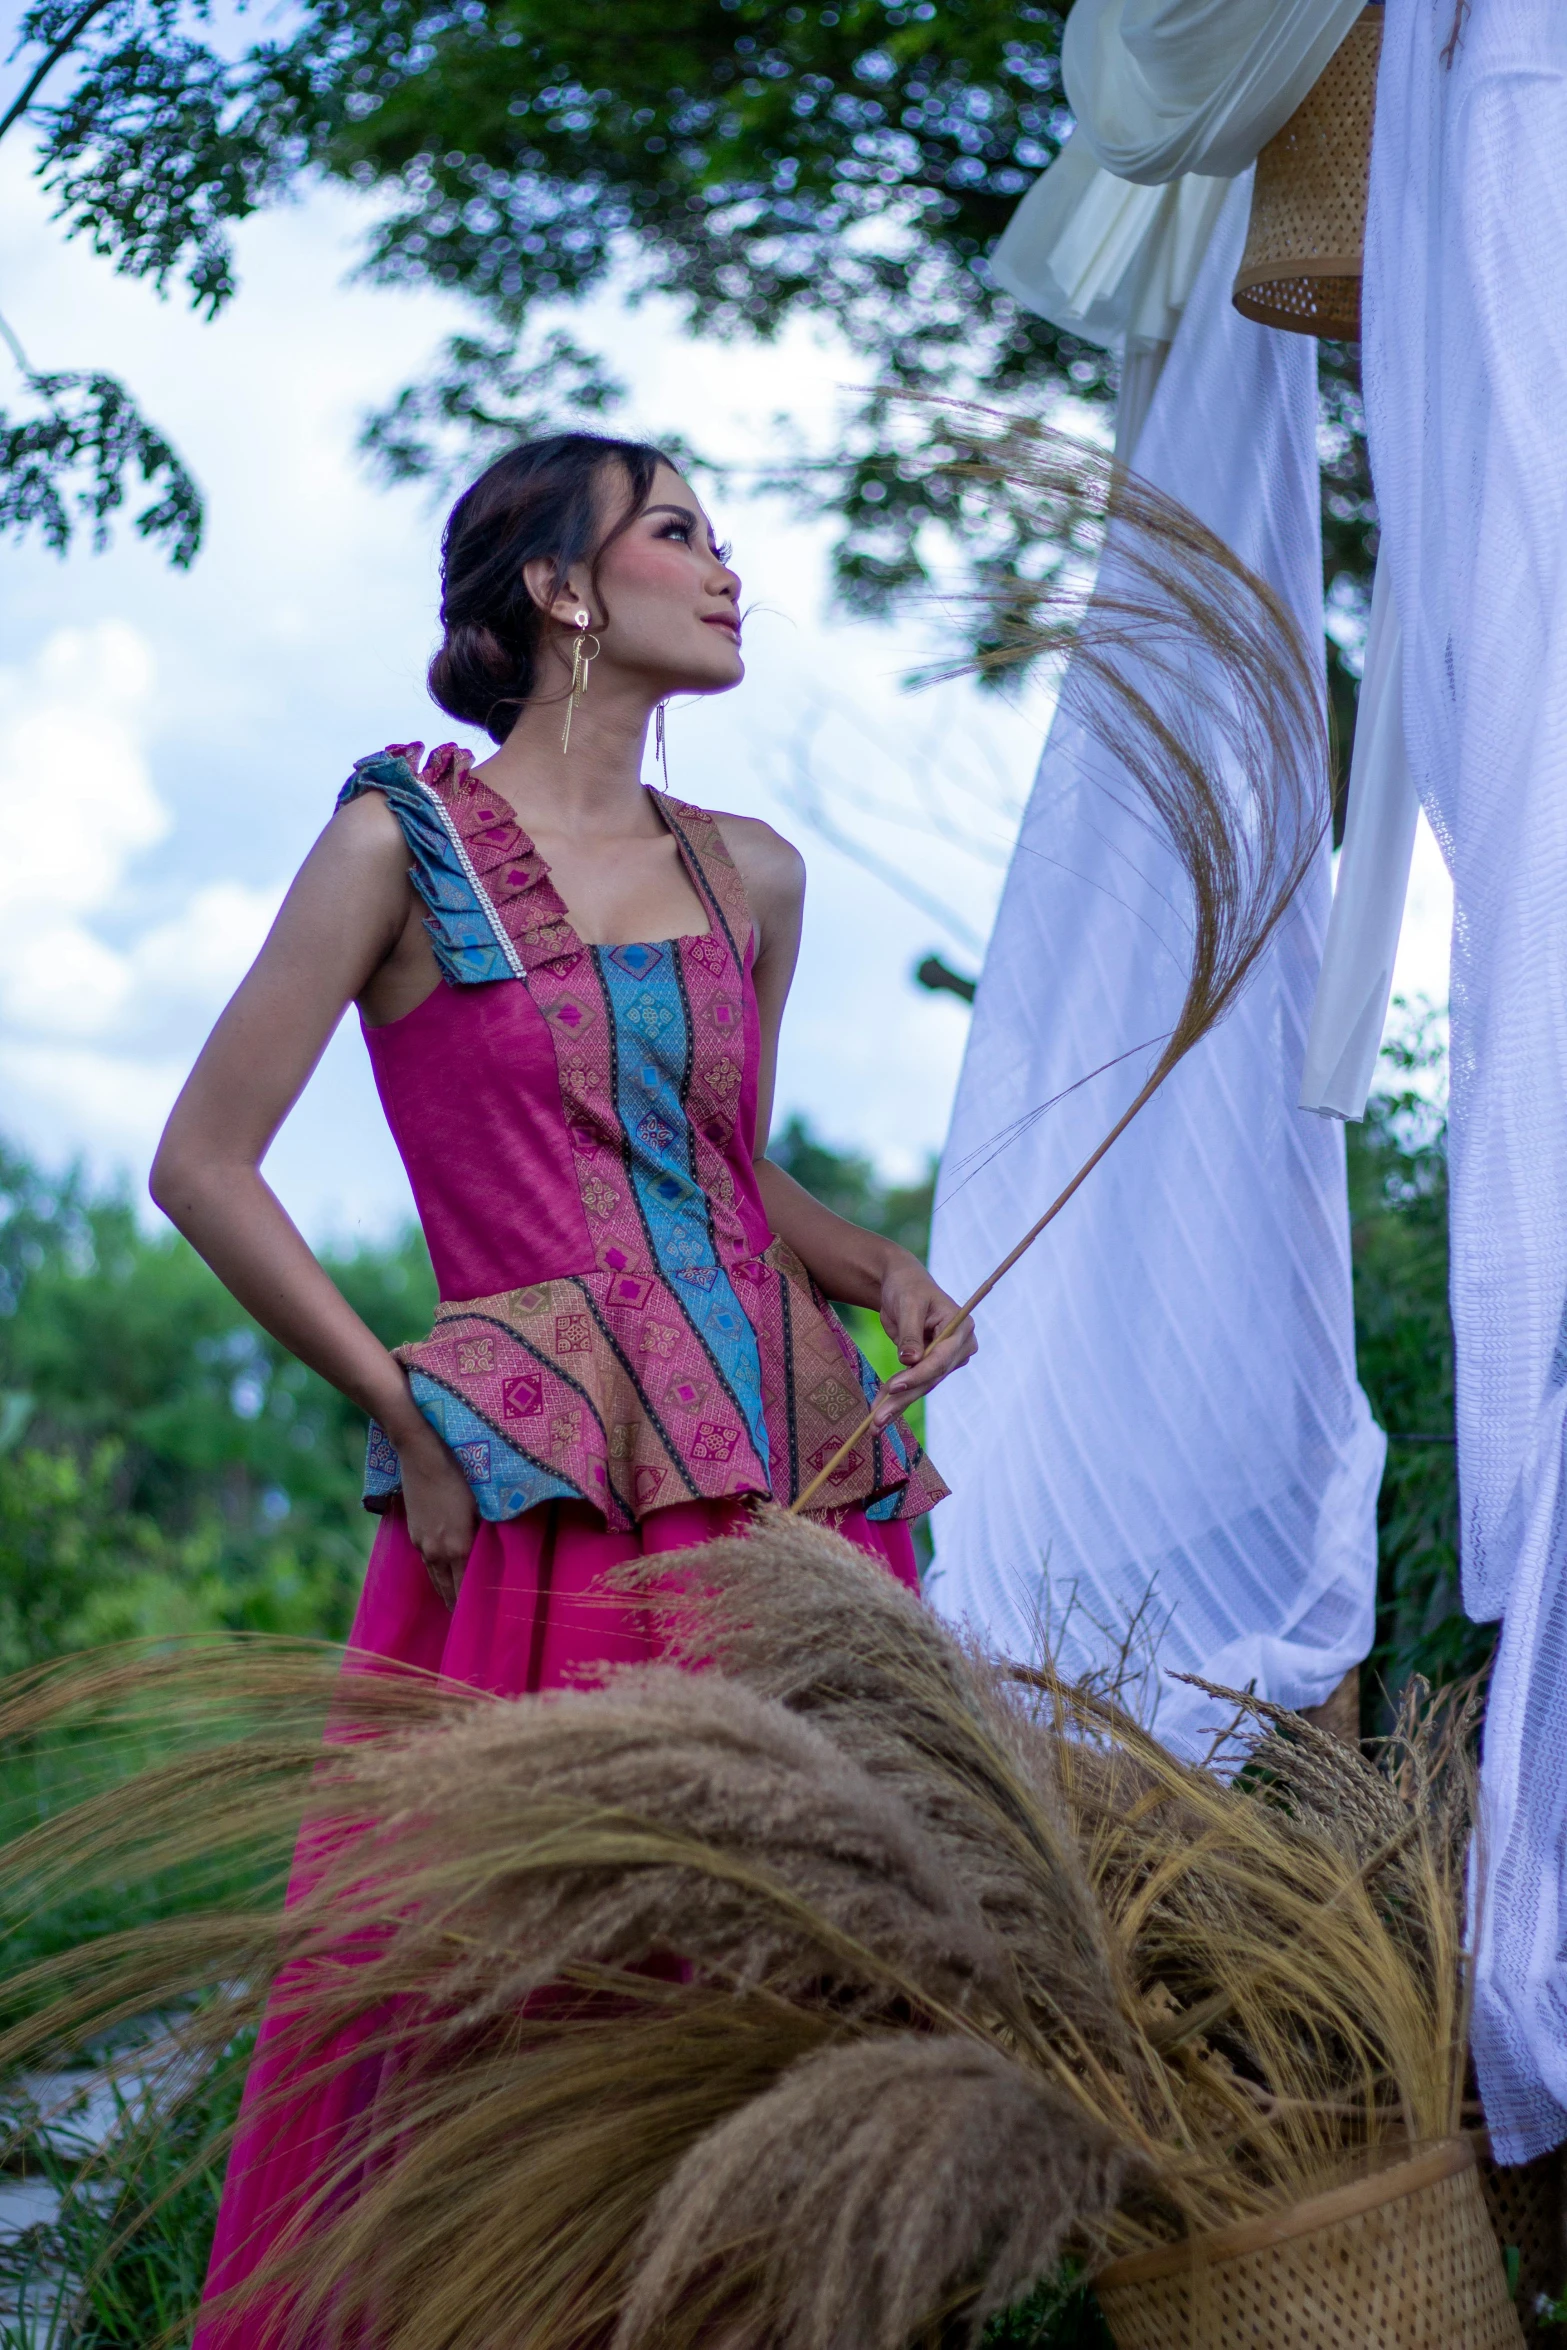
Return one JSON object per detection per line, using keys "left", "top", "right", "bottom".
{"left": 655, "top": 518, "right": 733, "bottom": 564}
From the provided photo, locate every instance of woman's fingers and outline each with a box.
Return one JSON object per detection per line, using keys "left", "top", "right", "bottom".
{"left": 890, "top": 1287, "right": 929, "bottom": 1367}
{"left": 871, "top": 1310, "right": 977, "bottom": 1426}
{"left": 422, "top": 1550, "right": 460, "bottom": 1611}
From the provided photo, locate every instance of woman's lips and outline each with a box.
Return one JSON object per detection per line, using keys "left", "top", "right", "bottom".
{"left": 702, "top": 615, "right": 741, "bottom": 641}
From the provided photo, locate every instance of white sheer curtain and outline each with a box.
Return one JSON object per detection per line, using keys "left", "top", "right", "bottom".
{"left": 1363, "top": 0, "right": 1567, "bottom": 2162}
{"left": 928, "top": 182, "right": 1383, "bottom": 1756}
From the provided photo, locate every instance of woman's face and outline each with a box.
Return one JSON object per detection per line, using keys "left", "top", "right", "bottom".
{"left": 580, "top": 462, "right": 744, "bottom": 699}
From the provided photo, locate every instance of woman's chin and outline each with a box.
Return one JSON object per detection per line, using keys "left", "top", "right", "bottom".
{"left": 665, "top": 651, "right": 745, "bottom": 697}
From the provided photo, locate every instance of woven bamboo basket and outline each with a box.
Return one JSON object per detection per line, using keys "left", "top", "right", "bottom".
{"left": 1094, "top": 2137, "right": 1525, "bottom": 2350}
{"left": 1232, "top": 7, "right": 1382, "bottom": 339}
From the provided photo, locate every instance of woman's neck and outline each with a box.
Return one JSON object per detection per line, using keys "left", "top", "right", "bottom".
{"left": 471, "top": 662, "right": 665, "bottom": 844}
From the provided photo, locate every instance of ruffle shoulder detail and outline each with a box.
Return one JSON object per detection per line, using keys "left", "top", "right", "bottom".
{"left": 337, "top": 741, "right": 524, "bottom": 987}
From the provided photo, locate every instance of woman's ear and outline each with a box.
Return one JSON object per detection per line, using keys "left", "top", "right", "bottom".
{"left": 521, "top": 556, "right": 567, "bottom": 618}
{"left": 522, "top": 558, "right": 595, "bottom": 627}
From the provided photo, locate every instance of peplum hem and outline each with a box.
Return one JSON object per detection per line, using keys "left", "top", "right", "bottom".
{"left": 365, "top": 1240, "right": 946, "bottom": 1529}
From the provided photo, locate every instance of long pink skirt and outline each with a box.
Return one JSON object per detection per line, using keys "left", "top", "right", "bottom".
{"left": 195, "top": 1497, "right": 918, "bottom": 2348}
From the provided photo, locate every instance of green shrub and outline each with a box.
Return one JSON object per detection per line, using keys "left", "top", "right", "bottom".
{"left": 0, "top": 2031, "right": 253, "bottom": 2348}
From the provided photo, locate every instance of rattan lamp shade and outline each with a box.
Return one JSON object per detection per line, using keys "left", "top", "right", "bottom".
{"left": 1232, "top": 7, "right": 1382, "bottom": 339}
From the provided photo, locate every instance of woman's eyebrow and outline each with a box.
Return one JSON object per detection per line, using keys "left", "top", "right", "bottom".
{"left": 644, "top": 501, "right": 727, "bottom": 553}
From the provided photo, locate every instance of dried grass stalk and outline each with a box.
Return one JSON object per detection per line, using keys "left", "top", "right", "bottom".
{"left": 795, "top": 399, "right": 1331, "bottom": 1507}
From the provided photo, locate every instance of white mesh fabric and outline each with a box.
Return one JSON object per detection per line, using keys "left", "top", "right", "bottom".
{"left": 927, "top": 179, "right": 1383, "bottom": 1758}
{"left": 1363, "top": 0, "right": 1567, "bottom": 2161}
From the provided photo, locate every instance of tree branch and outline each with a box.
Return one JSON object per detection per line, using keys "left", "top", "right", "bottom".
{"left": 0, "top": 0, "right": 116, "bottom": 151}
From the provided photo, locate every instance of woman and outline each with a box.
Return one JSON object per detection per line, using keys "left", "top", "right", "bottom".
{"left": 152, "top": 430, "right": 974, "bottom": 2339}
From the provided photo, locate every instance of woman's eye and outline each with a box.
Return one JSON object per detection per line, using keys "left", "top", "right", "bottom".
{"left": 658, "top": 520, "right": 693, "bottom": 543}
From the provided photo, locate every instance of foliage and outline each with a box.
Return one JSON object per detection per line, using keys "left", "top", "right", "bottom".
{"left": 0, "top": 362, "right": 202, "bottom": 566}
{"left": 0, "top": 2031, "right": 253, "bottom": 2348}
{"left": 1345, "top": 1008, "right": 1489, "bottom": 1716}
{"left": 1318, "top": 339, "right": 1377, "bottom": 827}
{"left": 357, "top": 326, "right": 627, "bottom": 491}
{"left": 7, "top": 0, "right": 1374, "bottom": 688}
{"left": 0, "top": 1136, "right": 435, "bottom": 1663}
{"left": 771, "top": 1110, "right": 934, "bottom": 1262}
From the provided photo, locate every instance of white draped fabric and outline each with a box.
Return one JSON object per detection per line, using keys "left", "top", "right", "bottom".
{"left": 991, "top": 0, "right": 1364, "bottom": 352}
{"left": 989, "top": 134, "right": 1231, "bottom": 351}
{"left": 1362, "top": 0, "right": 1567, "bottom": 2161}
{"left": 1063, "top": 0, "right": 1367, "bottom": 184}
{"left": 994, "top": 0, "right": 1410, "bottom": 1125}
{"left": 928, "top": 182, "right": 1384, "bottom": 1756}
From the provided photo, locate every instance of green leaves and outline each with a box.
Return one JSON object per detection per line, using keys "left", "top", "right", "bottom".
{"left": 0, "top": 364, "right": 202, "bottom": 563}
{"left": 359, "top": 326, "right": 628, "bottom": 491}
{"left": 16, "top": 0, "right": 280, "bottom": 316}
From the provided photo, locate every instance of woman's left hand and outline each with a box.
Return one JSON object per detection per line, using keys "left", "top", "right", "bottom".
{"left": 870, "top": 1251, "right": 977, "bottom": 1428}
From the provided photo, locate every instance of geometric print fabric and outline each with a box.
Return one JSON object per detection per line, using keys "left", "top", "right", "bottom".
{"left": 340, "top": 743, "right": 946, "bottom": 1529}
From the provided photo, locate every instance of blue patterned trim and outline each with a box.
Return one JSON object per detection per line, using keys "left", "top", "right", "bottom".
{"left": 595, "top": 941, "right": 771, "bottom": 1479}
{"left": 338, "top": 752, "right": 523, "bottom": 986}
{"left": 365, "top": 1372, "right": 585, "bottom": 1521}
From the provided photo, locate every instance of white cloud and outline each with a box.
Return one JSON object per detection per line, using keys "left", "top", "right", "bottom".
{"left": 130, "top": 879, "right": 285, "bottom": 1004}
{"left": 0, "top": 622, "right": 166, "bottom": 1036}
{"left": 0, "top": 1040, "right": 190, "bottom": 1160}
{"left": 0, "top": 622, "right": 285, "bottom": 1044}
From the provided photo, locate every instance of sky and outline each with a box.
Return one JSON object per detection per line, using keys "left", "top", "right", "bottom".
{"left": 0, "top": 138, "right": 1452, "bottom": 1247}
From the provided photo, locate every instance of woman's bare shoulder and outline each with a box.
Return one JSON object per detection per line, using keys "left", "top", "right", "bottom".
{"left": 708, "top": 810, "right": 805, "bottom": 921}
{"left": 322, "top": 784, "right": 414, "bottom": 871}
{"left": 260, "top": 790, "right": 416, "bottom": 980}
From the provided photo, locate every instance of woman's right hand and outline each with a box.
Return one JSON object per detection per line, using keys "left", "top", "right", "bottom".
{"left": 396, "top": 1419, "right": 480, "bottom": 1610}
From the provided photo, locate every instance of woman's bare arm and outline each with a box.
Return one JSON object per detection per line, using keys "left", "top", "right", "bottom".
{"left": 716, "top": 813, "right": 975, "bottom": 1426}
{"left": 150, "top": 794, "right": 478, "bottom": 1603}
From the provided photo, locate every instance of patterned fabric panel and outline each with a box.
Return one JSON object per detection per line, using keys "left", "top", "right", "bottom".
{"left": 364, "top": 1244, "right": 946, "bottom": 1527}
{"left": 352, "top": 742, "right": 946, "bottom": 1526}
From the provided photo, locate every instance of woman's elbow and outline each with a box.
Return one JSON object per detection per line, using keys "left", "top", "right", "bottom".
{"left": 149, "top": 1127, "right": 229, "bottom": 1230}
{"left": 148, "top": 1135, "right": 195, "bottom": 1226}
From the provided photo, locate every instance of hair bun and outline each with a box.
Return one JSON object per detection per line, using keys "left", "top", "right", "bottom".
{"left": 427, "top": 619, "right": 528, "bottom": 736}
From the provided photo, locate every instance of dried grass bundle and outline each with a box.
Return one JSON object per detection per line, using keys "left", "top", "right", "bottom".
{"left": 0, "top": 1518, "right": 1478, "bottom": 2349}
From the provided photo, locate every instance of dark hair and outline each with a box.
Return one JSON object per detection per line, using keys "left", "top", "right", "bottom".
{"left": 427, "top": 431, "right": 673, "bottom": 743}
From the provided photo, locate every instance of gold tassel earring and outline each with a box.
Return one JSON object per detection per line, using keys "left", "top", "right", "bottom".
{"left": 561, "top": 609, "right": 600, "bottom": 754}
{"left": 654, "top": 700, "right": 670, "bottom": 785}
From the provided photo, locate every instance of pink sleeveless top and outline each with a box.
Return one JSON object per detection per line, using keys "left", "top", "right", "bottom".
{"left": 340, "top": 743, "right": 946, "bottom": 1532}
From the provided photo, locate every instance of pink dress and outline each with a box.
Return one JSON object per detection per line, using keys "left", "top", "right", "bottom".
{"left": 194, "top": 745, "right": 944, "bottom": 2344}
